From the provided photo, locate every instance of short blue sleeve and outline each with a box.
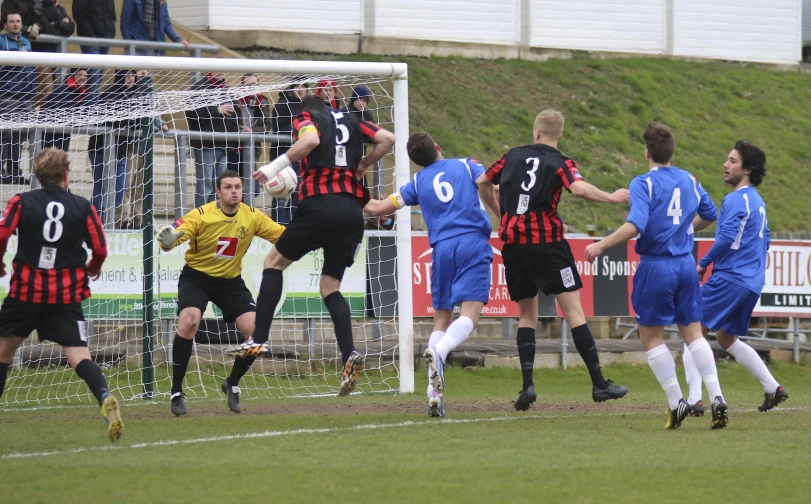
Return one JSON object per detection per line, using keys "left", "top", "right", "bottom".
{"left": 626, "top": 177, "right": 650, "bottom": 234}
{"left": 695, "top": 179, "right": 717, "bottom": 222}
{"left": 398, "top": 176, "right": 419, "bottom": 207}
{"left": 465, "top": 158, "right": 485, "bottom": 181}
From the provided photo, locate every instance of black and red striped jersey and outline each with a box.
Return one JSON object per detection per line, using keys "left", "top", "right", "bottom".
{"left": 0, "top": 187, "right": 107, "bottom": 304}
{"left": 485, "top": 143, "right": 583, "bottom": 245}
{"left": 292, "top": 108, "right": 380, "bottom": 206}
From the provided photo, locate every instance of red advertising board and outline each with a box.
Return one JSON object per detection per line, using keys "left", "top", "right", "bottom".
{"left": 411, "top": 234, "right": 811, "bottom": 319}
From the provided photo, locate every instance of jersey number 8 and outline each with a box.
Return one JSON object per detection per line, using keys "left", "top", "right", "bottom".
{"left": 43, "top": 201, "right": 65, "bottom": 242}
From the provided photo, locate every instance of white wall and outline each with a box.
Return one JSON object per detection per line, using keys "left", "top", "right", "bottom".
{"left": 529, "top": 0, "right": 665, "bottom": 53}
{"left": 208, "top": 0, "right": 362, "bottom": 34}
{"left": 169, "top": 0, "right": 207, "bottom": 30}
{"left": 673, "top": 0, "right": 801, "bottom": 63}
{"left": 373, "top": 0, "right": 518, "bottom": 45}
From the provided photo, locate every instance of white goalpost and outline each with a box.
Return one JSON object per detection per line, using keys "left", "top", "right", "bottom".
{"left": 0, "top": 51, "right": 413, "bottom": 405}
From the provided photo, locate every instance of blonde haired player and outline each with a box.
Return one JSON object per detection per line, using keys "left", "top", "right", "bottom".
{"left": 156, "top": 170, "right": 285, "bottom": 416}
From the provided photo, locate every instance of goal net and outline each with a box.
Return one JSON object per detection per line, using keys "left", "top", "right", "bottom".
{"left": 0, "top": 52, "right": 413, "bottom": 407}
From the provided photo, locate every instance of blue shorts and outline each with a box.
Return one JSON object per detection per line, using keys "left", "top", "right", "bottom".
{"left": 431, "top": 234, "right": 493, "bottom": 310}
{"left": 702, "top": 275, "right": 760, "bottom": 336}
{"left": 632, "top": 254, "right": 702, "bottom": 327}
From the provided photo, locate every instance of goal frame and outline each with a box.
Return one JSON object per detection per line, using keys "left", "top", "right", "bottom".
{"left": 0, "top": 52, "right": 415, "bottom": 395}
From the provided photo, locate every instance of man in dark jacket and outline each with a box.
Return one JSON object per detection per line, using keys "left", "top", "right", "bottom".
{"left": 1, "top": 0, "right": 74, "bottom": 51}
{"left": 341, "top": 85, "right": 382, "bottom": 197}
{"left": 0, "top": 10, "right": 35, "bottom": 184}
{"left": 40, "top": 67, "right": 87, "bottom": 152}
{"left": 269, "top": 80, "right": 306, "bottom": 224}
{"left": 120, "top": 0, "right": 189, "bottom": 54}
{"left": 72, "top": 0, "right": 115, "bottom": 103}
{"left": 185, "top": 71, "right": 239, "bottom": 207}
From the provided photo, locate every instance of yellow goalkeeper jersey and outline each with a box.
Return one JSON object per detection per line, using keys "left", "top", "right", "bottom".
{"left": 160, "top": 201, "right": 285, "bottom": 279}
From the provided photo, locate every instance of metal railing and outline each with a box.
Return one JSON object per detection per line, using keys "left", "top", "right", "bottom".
{"left": 33, "top": 34, "right": 220, "bottom": 83}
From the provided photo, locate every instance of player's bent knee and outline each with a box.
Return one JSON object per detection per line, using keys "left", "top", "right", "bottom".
{"left": 715, "top": 330, "right": 737, "bottom": 350}
{"left": 265, "top": 248, "right": 293, "bottom": 270}
{"left": 63, "top": 346, "right": 93, "bottom": 369}
{"left": 319, "top": 275, "right": 341, "bottom": 299}
{"left": 235, "top": 312, "right": 256, "bottom": 339}
{"left": 177, "top": 309, "right": 202, "bottom": 338}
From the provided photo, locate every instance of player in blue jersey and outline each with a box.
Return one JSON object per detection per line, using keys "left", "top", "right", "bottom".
{"left": 364, "top": 132, "right": 499, "bottom": 417}
{"left": 584, "top": 122, "right": 728, "bottom": 430}
{"left": 682, "top": 141, "right": 787, "bottom": 415}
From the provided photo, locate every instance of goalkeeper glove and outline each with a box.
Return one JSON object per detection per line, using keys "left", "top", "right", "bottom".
{"left": 256, "top": 154, "right": 290, "bottom": 182}
{"left": 156, "top": 225, "right": 185, "bottom": 249}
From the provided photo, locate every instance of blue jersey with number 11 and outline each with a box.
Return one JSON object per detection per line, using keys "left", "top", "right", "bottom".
{"left": 399, "top": 158, "right": 491, "bottom": 247}
{"left": 627, "top": 166, "right": 717, "bottom": 257}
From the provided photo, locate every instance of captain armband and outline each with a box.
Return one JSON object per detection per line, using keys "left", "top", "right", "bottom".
{"left": 388, "top": 193, "right": 406, "bottom": 210}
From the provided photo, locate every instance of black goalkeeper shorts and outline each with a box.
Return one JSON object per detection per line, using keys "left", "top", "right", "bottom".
{"left": 176, "top": 265, "right": 256, "bottom": 323}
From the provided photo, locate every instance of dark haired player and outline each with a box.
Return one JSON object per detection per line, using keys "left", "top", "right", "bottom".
{"left": 682, "top": 141, "right": 787, "bottom": 414}
{"left": 0, "top": 148, "right": 123, "bottom": 441}
{"left": 244, "top": 95, "right": 395, "bottom": 397}
{"left": 585, "top": 122, "right": 725, "bottom": 430}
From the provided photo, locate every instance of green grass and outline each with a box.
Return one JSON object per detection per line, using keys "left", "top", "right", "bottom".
{"left": 2, "top": 362, "right": 810, "bottom": 503}
{"left": 245, "top": 50, "right": 811, "bottom": 232}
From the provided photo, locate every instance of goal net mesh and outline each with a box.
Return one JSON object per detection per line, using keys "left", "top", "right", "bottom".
{"left": 0, "top": 61, "right": 404, "bottom": 407}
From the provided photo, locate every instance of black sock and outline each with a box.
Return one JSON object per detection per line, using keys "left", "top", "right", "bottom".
{"left": 74, "top": 359, "right": 110, "bottom": 406}
{"left": 0, "top": 362, "right": 8, "bottom": 398}
{"left": 571, "top": 323, "right": 609, "bottom": 389}
{"left": 323, "top": 291, "right": 354, "bottom": 364}
{"left": 171, "top": 335, "right": 194, "bottom": 395}
{"left": 516, "top": 327, "right": 536, "bottom": 391}
{"left": 252, "top": 268, "right": 284, "bottom": 344}
{"left": 228, "top": 356, "right": 256, "bottom": 387}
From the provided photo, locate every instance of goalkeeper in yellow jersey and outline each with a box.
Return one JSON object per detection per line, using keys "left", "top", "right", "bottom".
{"left": 156, "top": 170, "right": 285, "bottom": 416}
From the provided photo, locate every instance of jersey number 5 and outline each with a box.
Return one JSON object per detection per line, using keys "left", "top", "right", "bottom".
{"left": 43, "top": 201, "right": 65, "bottom": 242}
{"left": 667, "top": 188, "right": 682, "bottom": 225}
{"left": 331, "top": 111, "right": 349, "bottom": 167}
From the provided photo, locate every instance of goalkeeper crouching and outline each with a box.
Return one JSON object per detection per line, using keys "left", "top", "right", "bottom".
{"left": 156, "top": 170, "right": 285, "bottom": 416}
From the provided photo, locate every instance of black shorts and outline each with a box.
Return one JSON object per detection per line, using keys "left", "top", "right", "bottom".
{"left": 274, "top": 193, "right": 364, "bottom": 281}
{"left": 177, "top": 265, "right": 256, "bottom": 323}
{"left": 0, "top": 297, "right": 89, "bottom": 347}
{"left": 502, "top": 240, "right": 583, "bottom": 301}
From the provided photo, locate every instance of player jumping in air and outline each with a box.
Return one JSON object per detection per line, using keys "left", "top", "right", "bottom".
{"left": 365, "top": 132, "right": 499, "bottom": 417}
{"left": 683, "top": 141, "right": 787, "bottom": 415}
{"left": 0, "top": 148, "right": 123, "bottom": 441}
{"left": 477, "top": 109, "right": 629, "bottom": 411}
{"left": 585, "top": 122, "right": 728, "bottom": 430}
{"left": 240, "top": 95, "right": 395, "bottom": 396}
{"left": 156, "top": 170, "right": 285, "bottom": 415}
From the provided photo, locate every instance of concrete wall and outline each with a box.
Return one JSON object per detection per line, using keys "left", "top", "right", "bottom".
{"left": 528, "top": 0, "right": 665, "bottom": 54}
{"left": 373, "top": 0, "right": 518, "bottom": 45}
{"left": 673, "top": 0, "right": 802, "bottom": 63}
{"left": 174, "top": 0, "right": 805, "bottom": 64}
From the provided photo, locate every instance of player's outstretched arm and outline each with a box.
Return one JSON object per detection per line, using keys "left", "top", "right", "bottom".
{"left": 584, "top": 222, "right": 639, "bottom": 262}
{"left": 364, "top": 193, "right": 402, "bottom": 217}
{"left": 358, "top": 128, "right": 395, "bottom": 180}
{"left": 254, "top": 131, "right": 320, "bottom": 184}
{"left": 85, "top": 205, "right": 108, "bottom": 279}
{"left": 570, "top": 181, "right": 629, "bottom": 204}
{"left": 692, "top": 215, "right": 714, "bottom": 232}
{"left": 255, "top": 210, "right": 286, "bottom": 244}
{"left": 475, "top": 174, "right": 500, "bottom": 216}
{"left": 698, "top": 196, "right": 747, "bottom": 272}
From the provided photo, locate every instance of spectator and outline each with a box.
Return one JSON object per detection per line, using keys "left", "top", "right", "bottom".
{"left": 0, "top": 0, "right": 76, "bottom": 106}
{"left": 342, "top": 84, "right": 382, "bottom": 197}
{"left": 40, "top": 67, "right": 87, "bottom": 152}
{"left": 0, "top": 10, "right": 35, "bottom": 185}
{"left": 185, "top": 71, "right": 239, "bottom": 207}
{"left": 72, "top": 0, "right": 115, "bottom": 103}
{"left": 314, "top": 78, "right": 338, "bottom": 109}
{"left": 88, "top": 69, "right": 139, "bottom": 226}
{"left": 120, "top": 0, "right": 189, "bottom": 55}
{"left": 233, "top": 72, "right": 269, "bottom": 191}
{"left": 269, "top": 80, "right": 306, "bottom": 224}
{"left": 342, "top": 85, "right": 374, "bottom": 122}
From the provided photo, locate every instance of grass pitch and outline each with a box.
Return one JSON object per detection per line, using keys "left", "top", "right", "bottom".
{"left": 2, "top": 362, "right": 809, "bottom": 503}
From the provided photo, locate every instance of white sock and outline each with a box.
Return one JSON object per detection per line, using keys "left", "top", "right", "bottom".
{"left": 682, "top": 343, "right": 703, "bottom": 404}
{"left": 434, "top": 316, "right": 474, "bottom": 362}
{"left": 726, "top": 339, "right": 779, "bottom": 393}
{"left": 688, "top": 338, "right": 723, "bottom": 401}
{"left": 427, "top": 331, "right": 445, "bottom": 396}
{"left": 646, "top": 344, "right": 683, "bottom": 410}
